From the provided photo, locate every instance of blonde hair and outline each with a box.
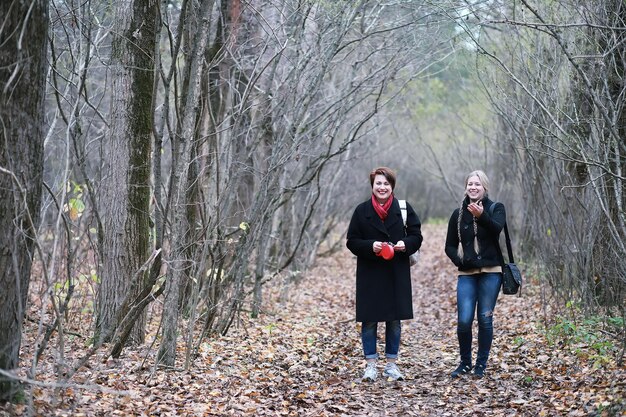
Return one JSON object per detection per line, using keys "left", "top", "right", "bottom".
{"left": 457, "top": 170, "right": 490, "bottom": 259}
{"left": 464, "top": 170, "right": 489, "bottom": 196}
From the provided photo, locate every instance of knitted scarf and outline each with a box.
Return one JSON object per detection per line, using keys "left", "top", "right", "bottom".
{"left": 372, "top": 194, "right": 394, "bottom": 220}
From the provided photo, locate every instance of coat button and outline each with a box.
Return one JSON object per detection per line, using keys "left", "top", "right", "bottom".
{"left": 464, "top": 225, "right": 468, "bottom": 230}
{"left": 477, "top": 256, "right": 482, "bottom": 260}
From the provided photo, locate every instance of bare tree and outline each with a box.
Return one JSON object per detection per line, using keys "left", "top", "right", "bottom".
{"left": 157, "top": 0, "right": 215, "bottom": 366}
{"left": 186, "top": 0, "right": 459, "bottom": 340}
{"left": 0, "top": 0, "right": 49, "bottom": 402}
{"left": 11, "top": 0, "right": 506, "bottom": 381}
{"left": 96, "top": 0, "right": 158, "bottom": 346}
{"left": 124, "top": 0, "right": 461, "bottom": 367}
{"left": 457, "top": 0, "right": 625, "bottom": 334}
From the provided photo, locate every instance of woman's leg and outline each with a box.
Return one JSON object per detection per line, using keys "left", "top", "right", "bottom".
{"left": 361, "top": 321, "right": 379, "bottom": 360}
{"left": 384, "top": 320, "right": 401, "bottom": 359}
{"left": 475, "top": 273, "right": 502, "bottom": 368}
{"left": 383, "top": 320, "right": 404, "bottom": 380}
{"left": 456, "top": 275, "right": 478, "bottom": 366}
{"left": 361, "top": 322, "right": 379, "bottom": 381}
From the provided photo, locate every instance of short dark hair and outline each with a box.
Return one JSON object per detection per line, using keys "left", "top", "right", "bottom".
{"left": 369, "top": 167, "right": 396, "bottom": 190}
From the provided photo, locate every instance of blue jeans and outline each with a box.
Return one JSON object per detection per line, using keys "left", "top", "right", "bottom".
{"left": 456, "top": 273, "right": 501, "bottom": 367}
{"left": 361, "top": 320, "right": 401, "bottom": 360}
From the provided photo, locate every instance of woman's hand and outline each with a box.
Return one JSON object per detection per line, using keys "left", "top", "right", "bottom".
{"left": 394, "top": 240, "right": 406, "bottom": 252}
{"left": 467, "top": 201, "right": 483, "bottom": 218}
{"left": 373, "top": 241, "right": 383, "bottom": 254}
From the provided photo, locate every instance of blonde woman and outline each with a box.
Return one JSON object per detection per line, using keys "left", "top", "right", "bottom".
{"left": 444, "top": 170, "right": 506, "bottom": 378}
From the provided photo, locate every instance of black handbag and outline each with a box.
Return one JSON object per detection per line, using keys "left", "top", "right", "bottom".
{"left": 502, "top": 262, "right": 522, "bottom": 295}
{"left": 490, "top": 203, "right": 522, "bottom": 295}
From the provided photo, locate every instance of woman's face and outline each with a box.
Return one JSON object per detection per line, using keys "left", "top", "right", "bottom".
{"left": 372, "top": 174, "right": 392, "bottom": 202}
{"left": 466, "top": 175, "right": 486, "bottom": 202}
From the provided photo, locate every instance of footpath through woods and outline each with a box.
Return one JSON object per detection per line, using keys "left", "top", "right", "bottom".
{"left": 2, "top": 224, "right": 625, "bottom": 416}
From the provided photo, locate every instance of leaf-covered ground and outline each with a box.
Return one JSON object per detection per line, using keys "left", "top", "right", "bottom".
{"left": 2, "top": 224, "right": 625, "bottom": 416}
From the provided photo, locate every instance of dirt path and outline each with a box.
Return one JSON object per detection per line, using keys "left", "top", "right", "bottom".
{"left": 2, "top": 224, "right": 624, "bottom": 416}
{"left": 195, "top": 224, "right": 625, "bottom": 416}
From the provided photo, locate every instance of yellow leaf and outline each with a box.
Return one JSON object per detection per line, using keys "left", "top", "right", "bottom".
{"left": 69, "top": 206, "right": 79, "bottom": 221}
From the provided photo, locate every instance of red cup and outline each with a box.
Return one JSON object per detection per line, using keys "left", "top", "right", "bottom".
{"left": 380, "top": 242, "right": 395, "bottom": 260}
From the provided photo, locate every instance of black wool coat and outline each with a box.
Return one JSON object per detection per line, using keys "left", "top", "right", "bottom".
{"left": 346, "top": 197, "right": 423, "bottom": 323}
{"left": 444, "top": 197, "right": 506, "bottom": 271}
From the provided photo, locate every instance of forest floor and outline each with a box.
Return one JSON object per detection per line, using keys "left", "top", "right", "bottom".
{"left": 1, "top": 224, "right": 625, "bottom": 416}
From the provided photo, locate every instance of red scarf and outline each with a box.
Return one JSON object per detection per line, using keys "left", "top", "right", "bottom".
{"left": 372, "top": 194, "right": 394, "bottom": 220}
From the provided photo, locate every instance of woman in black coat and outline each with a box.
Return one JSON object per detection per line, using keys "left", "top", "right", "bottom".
{"left": 346, "top": 167, "right": 422, "bottom": 382}
{"left": 444, "top": 170, "right": 506, "bottom": 378}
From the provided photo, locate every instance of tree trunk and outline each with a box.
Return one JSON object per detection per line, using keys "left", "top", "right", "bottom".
{"left": 157, "top": 0, "right": 214, "bottom": 366}
{"left": 96, "top": 0, "right": 157, "bottom": 345}
{"left": 597, "top": 0, "right": 626, "bottom": 307}
{"left": 0, "top": 0, "right": 49, "bottom": 402}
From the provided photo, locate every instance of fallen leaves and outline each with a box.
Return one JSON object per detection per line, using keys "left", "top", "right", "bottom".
{"left": 2, "top": 224, "right": 625, "bottom": 416}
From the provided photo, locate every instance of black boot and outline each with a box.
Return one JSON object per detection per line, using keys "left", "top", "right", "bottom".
{"left": 451, "top": 362, "right": 472, "bottom": 378}
{"left": 473, "top": 364, "right": 486, "bottom": 378}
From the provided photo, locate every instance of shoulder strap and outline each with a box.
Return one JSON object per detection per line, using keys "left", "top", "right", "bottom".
{"left": 489, "top": 202, "right": 515, "bottom": 264}
{"left": 399, "top": 200, "right": 407, "bottom": 226}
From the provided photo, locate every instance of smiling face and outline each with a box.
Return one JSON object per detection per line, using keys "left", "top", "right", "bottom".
{"left": 465, "top": 175, "right": 486, "bottom": 202}
{"left": 372, "top": 174, "right": 392, "bottom": 203}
